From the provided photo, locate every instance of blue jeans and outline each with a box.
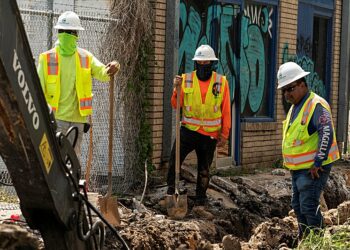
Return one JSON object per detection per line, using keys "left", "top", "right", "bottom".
{"left": 291, "top": 164, "right": 331, "bottom": 238}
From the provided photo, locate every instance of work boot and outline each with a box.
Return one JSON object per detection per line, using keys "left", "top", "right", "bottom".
{"left": 166, "top": 186, "right": 175, "bottom": 195}
{"left": 194, "top": 196, "right": 208, "bottom": 206}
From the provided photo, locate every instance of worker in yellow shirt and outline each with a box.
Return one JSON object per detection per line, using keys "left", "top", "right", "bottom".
{"left": 37, "top": 11, "right": 119, "bottom": 157}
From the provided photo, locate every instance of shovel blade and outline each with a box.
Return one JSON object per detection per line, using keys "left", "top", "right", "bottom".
{"left": 165, "top": 194, "right": 188, "bottom": 219}
{"left": 98, "top": 195, "right": 120, "bottom": 226}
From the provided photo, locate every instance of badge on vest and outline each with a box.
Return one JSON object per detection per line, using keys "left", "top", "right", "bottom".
{"left": 212, "top": 82, "right": 221, "bottom": 97}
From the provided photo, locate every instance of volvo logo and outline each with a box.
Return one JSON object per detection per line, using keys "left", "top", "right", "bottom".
{"left": 12, "top": 49, "right": 40, "bottom": 130}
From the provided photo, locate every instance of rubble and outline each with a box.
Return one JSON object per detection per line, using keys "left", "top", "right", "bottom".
{"left": 1, "top": 164, "right": 350, "bottom": 249}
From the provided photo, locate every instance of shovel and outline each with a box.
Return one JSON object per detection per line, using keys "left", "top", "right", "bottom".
{"left": 98, "top": 75, "right": 120, "bottom": 226}
{"left": 85, "top": 115, "right": 93, "bottom": 190}
{"left": 165, "top": 79, "right": 188, "bottom": 219}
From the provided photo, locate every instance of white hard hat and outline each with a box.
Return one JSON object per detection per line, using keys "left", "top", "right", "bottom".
{"left": 277, "top": 62, "right": 310, "bottom": 89}
{"left": 192, "top": 45, "right": 218, "bottom": 61}
{"left": 54, "top": 11, "right": 84, "bottom": 31}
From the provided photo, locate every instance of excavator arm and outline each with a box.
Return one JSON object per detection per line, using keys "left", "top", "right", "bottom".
{"left": 0, "top": 1, "right": 126, "bottom": 249}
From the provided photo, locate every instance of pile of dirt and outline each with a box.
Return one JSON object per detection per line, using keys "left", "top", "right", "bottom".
{"left": 1, "top": 163, "right": 349, "bottom": 249}
{"left": 117, "top": 163, "right": 350, "bottom": 249}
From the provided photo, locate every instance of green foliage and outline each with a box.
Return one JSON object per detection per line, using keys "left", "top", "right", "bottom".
{"left": 273, "top": 158, "right": 284, "bottom": 169}
{"left": 132, "top": 36, "right": 153, "bottom": 175}
{"left": 297, "top": 228, "right": 350, "bottom": 250}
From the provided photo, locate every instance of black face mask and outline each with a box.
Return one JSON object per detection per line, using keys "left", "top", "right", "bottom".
{"left": 195, "top": 62, "right": 213, "bottom": 81}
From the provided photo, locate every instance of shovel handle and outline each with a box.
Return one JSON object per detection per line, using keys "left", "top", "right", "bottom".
{"left": 175, "top": 82, "right": 181, "bottom": 194}
{"left": 107, "top": 75, "right": 115, "bottom": 196}
{"left": 85, "top": 115, "right": 93, "bottom": 190}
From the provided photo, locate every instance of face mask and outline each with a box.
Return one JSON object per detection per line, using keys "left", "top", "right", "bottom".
{"left": 195, "top": 62, "right": 213, "bottom": 81}
{"left": 57, "top": 33, "right": 78, "bottom": 56}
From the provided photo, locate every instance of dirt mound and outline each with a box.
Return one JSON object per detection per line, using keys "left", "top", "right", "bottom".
{"left": 1, "top": 163, "right": 349, "bottom": 249}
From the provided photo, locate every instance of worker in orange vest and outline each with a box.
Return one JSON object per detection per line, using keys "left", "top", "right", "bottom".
{"left": 167, "top": 45, "right": 231, "bottom": 205}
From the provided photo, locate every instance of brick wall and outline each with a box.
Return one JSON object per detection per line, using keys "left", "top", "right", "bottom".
{"left": 148, "top": 0, "right": 166, "bottom": 167}
{"left": 148, "top": 0, "right": 343, "bottom": 169}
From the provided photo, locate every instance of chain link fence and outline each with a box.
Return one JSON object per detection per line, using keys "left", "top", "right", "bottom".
{"left": 0, "top": 1, "right": 137, "bottom": 202}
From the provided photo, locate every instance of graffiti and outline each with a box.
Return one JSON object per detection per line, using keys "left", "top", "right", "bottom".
{"left": 178, "top": 1, "right": 275, "bottom": 116}
{"left": 297, "top": 36, "right": 312, "bottom": 56}
{"left": 282, "top": 43, "right": 326, "bottom": 98}
{"left": 243, "top": 4, "right": 273, "bottom": 38}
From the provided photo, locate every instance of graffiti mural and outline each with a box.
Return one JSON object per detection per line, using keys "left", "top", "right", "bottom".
{"left": 178, "top": 0, "right": 276, "bottom": 117}
{"left": 240, "top": 4, "right": 274, "bottom": 114}
{"left": 297, "top": 36, "right": 312, "bottom": 57}
{"left": 282, "top": 43, "right": 326, "bottom": 98}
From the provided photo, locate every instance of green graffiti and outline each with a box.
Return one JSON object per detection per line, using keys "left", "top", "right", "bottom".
{"left": 282, "top": 44, "right": 326, "bottom": 98}
{"left": 178, "top": 5, "right": 201, "bottom": 73}
{"left": 246, "top": 25, "right": 266, "bottom": 112}
{"left": 240, "top": 16, "right": 250, "bottom": 112}
{"left": 179, "top": 1, "right": 273, "bottom": 115}
{"left": 261, "top": 7, "right": 269, "bottom": 34}
{"left": 240, "top": 6, "right": 269, "bottom": 113}
{"left": 216, "top": 5, "right": 237, "bottom": 100}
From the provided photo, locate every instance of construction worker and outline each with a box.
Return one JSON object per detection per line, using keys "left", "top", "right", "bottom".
{"left": 277, "top": 62, "right": 340, "bottom": 239}
{"left": 167, "top": 45, "right": 231, "bottom": 205}
{"left": 37, "top": 11, "right": 120, "bottom": 157}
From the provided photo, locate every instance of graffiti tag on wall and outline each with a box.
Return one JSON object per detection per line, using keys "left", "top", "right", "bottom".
{"left": 282, "top": 43, "right": 326, "bottom": 98}
{"left": 178, "top": 1, "right": 275, "bottom": 116}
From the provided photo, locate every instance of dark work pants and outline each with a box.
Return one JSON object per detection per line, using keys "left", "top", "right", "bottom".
{"left": 291, "top": 164, "right": 332, "bottom": 239}
{"left": 167, "top": 126, "right": 217, "bottom": 198}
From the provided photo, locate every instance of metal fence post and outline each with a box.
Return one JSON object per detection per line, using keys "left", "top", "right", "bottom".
{"left": 47, "top": 0, "right": 53, "bottom": 50}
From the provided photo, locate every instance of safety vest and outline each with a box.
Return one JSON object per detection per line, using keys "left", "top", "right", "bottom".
{"left": 282, "top": 92, "right": 339, "bottom": 170}
{"left": 40, "top": 47, "right": 93, "bottom": 116}
{"left": 182, "top": 71, "right": 226, "bottom": 132}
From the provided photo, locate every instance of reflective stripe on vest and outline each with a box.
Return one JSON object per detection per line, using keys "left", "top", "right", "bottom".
{"left": 185, "top": 73, "right": 193, "bottom": 112}
{"left": 185, "top": 73, "right": 193, "bottom": 88}
{"left": 80, "top": 97, "right": 92, "bottom": 110}
{"left": 78, "top": 49, "right": 90, "bottom": 69}
{"left": 47, "top": 51, "right": 58, "bottom": 75}
{"left": 182, "top": 116, "right": 222, "bottom": 127}
{"left": 301, "top": 98, "right": 313, "bottom": 125}
{"left": 283, "top": 142, "right": 338, "bottom": 166}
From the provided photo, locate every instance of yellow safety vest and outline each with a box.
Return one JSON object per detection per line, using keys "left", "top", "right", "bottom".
{"left": 182, "top": 71, "right": 226, "bottom": 132}
{"left": 282, "top": 92, "right": 339, "bottom": 170}
{"left": 40, "top": 47, "right": 93, "bottom": 116}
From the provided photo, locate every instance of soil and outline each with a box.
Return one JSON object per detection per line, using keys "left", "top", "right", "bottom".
{"left": 1, "top": 161, "right": 350, "bottom": 249}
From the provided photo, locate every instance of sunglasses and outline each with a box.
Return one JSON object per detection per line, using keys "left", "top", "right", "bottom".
{"left": 282, "top": 83, "right": 299, "bottom": 93}
{"left": 58, "top": 30, "right": 78, "bottom": 36}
